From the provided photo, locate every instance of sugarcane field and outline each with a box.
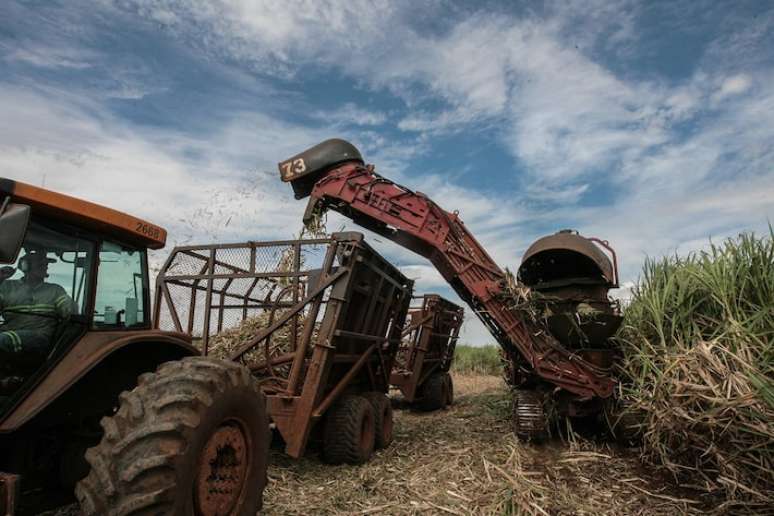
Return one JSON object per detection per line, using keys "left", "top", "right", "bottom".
{"left": 1, "top": 2, "right": 773, "bottom": 516}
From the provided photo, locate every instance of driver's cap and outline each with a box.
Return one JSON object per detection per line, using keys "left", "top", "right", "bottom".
{"left": 23, "top": 250, "right": 56, "bottom": 265}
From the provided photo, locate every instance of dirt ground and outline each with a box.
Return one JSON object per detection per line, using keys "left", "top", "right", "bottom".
{"left": 48, "top": 374, "right": 714, "bottom": 516}
{"left": 263, "top": 374, "right": 711, "bottom": 516}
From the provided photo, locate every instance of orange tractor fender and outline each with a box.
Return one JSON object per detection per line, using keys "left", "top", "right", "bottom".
{"left": 0, "top": 331, "right": 197, "bottom": 432}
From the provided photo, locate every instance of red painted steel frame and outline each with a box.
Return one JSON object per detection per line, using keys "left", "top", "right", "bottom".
{"left": 298, "top": 163, "right": 614, "bottom": 399}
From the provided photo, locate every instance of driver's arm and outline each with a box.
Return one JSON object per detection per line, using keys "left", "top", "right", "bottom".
{"left": 53, "top": 287, "right": 77, "bottom": 319}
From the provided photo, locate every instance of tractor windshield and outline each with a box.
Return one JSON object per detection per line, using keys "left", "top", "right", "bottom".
{"left": 0, "top": 219, "right": 95, "bottom": 404}
{"left": 93, "top": 241, "right": 149, "bottom": 330}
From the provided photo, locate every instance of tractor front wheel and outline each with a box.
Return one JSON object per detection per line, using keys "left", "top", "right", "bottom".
{"left": 443, "top": 373, "right": 454, "bottom": 406}
{"left": 76, "top": 356, "right": 269, "bottom": 516}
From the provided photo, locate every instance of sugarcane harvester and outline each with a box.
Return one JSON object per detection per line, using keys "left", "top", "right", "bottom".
{"left": 279, "top": 139, "right": 623, "bottom": 439}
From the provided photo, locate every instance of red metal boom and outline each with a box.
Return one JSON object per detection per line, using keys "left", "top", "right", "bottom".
{"left": 287, "top": 161, "right": 614, "bottom": 399}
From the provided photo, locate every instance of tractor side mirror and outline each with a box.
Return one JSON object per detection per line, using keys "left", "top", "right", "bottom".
{"left": 0, "top": 202, "right": 30, "bottom": 263}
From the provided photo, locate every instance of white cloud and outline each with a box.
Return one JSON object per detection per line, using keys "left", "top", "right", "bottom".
{"left": 398, "top": 264, "right": 446, "bottom": 290}
{"left": 714, "top": 74, "right": 752, "bottom": 100}
{"left": 120, "top": 0, "right": 405, "bottom": 77}
{"left": 0, "top": 83, "right": 320, "bottom": 250}
{"left": 397, "top": 108, "right": 484, "bottom": 133}
{"left": 3, "top": 44, "right": 95, "bottom": 69}
{"left": 312, "top": 103, "right": 387, "bottom": 127}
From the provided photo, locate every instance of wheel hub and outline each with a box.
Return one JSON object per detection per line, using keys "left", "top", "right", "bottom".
{"left": 195, "top": 421, "right": 249, "bottom": 516}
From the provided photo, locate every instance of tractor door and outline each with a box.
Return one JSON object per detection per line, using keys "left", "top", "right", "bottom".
{"left": 0, "top": 218, "right": 96, "bottom": 416}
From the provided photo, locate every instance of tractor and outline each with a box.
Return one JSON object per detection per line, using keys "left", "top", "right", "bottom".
{"left": 0, "top": 178, "right": 269, "bottom": 515}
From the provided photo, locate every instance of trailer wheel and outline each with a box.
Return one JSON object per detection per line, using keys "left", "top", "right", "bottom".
{"left": 362, "top": 392, "right": 393, "bottom": 449}
{"left": 323, "top": 395, "right": 376, "bottom": 464}
{"left": 512, "top": 388, "right": 548, "bottom": 442}
{"left": 76, "top": 357, "right": 269, "bottom": 516}
{"left": 419, "top": 373, "right": 446, "bottom": 411}
{"left": 444, "top": 373, "right": 454, "bottom": 406}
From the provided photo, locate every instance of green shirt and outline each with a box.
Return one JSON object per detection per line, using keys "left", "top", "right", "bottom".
{"left": 0, "top": 279, "right": 75, "bottom": 338}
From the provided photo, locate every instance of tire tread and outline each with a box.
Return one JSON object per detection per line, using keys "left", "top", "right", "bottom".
{"left": 323, "top": 395, "right": 375, "bottom": 464}
{"left": 76, "top": 356, "right": 267, "bottom": 516}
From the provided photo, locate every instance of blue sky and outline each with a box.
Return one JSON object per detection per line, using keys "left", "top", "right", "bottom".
{"left": 1, "top": 0, "right": 772, "bottom": 345}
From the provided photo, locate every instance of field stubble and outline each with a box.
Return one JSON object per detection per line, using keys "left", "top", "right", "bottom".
{"left": 263, "top": 373, "right": 711, "bottom": 516}
{"left": 45, "top": 373, "right": 718, "bottom": 515}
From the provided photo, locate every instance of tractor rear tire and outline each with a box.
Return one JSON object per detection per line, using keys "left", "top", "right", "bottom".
{"left": 444, "top": 373, "right": 454, "bottom": 406}
{"left": 75, "top": 356, "right": 269, "bottom": 516}
{"left": 362, "top": 391, "right": 394, "bottom": 449}
{"left": 322, "top": 395, "right": 376, "bottom": 464}
{"left": 512, "top": 388, "right": 548, "bottom": 442}
{"left": 419, "top": 373, "right": 446, "bottom": 411}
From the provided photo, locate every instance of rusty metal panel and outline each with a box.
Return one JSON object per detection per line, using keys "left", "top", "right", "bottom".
{"left": 518, "top": 230, "right": 618, "bottom": 288}
{"left": 391, "top": 294, "right": 464, "bottom": 403}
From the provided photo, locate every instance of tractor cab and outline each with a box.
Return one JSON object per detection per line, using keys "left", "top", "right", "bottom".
{"left": 0, "top": 178, "right": 170, "bottom": 418}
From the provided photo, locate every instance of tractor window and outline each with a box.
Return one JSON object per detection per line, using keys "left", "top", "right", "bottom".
{"left": 1, "top": 220, "right": 95, "bottom": 403}
{"left": 0, "top": 222, "right": 94, "bottom": 318}
{"left": 93, "top": 241, "right": 148, "bottom": 329}
{"left": 0, "top": 221, "right": 94, "bottom": 322}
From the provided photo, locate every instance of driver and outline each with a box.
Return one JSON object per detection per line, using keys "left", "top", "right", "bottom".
{"left": 0, "top": 250, "right": 76, "bottom": 372}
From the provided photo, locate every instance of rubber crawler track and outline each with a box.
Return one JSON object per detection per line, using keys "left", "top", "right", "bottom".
{"left": 512, "top": 388, "right": 548, "bottom": 441}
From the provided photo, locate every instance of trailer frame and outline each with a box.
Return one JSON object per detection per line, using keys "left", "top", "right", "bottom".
{"left": 154, "top": 232, "right": 413, "bottom": 458}
{"left": 391, "top": 294, "right": 463, "bottom": 404}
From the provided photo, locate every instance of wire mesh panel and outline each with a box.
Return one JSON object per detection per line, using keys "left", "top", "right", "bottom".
{"left": 153, "top": 234, "right": 401, "bottom": 390}
{"left": 154, "top": 237, "right": 336, "bottom": 368}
